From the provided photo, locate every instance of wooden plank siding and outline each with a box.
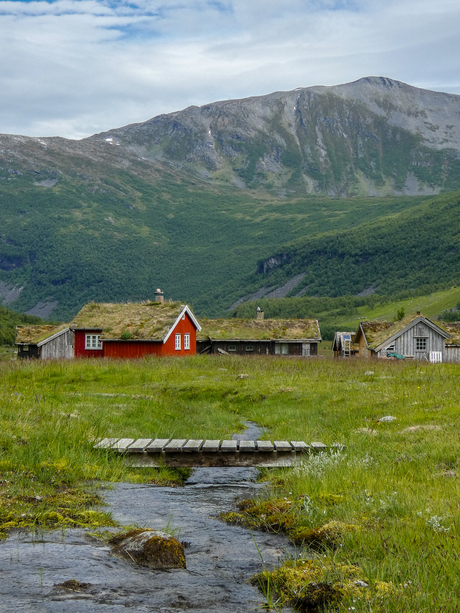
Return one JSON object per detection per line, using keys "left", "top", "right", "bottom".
{"left": 40, "top": 329, "right": 74, "bottom": 360}
{"left": 375, "top": 321, "right": 445, "bottom": 359}
{"left": 445, "top": 346, "right": 460, "bottom": 363}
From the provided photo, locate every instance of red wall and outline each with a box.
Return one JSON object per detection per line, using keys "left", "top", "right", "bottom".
{"left": 104, "top": 340, "right": 163, "bottom": 359}
{"left": 74, "top": 330, "right": 104, "bottom": 358}
{"left": 162, "top": 311, "right": 197, "bottom": 356}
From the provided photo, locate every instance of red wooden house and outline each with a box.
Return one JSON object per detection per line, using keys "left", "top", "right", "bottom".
{"left": 71, "top": 300, "right": 201, "bottom": 359}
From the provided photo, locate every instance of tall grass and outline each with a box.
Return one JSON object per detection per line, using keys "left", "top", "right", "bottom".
{"left": 1, "top": 355, "right": 460, "bottom": 610}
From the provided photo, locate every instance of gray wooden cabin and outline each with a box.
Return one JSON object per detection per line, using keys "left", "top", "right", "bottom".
{"left": 355, "top": 313, "right": 450, "bottom": 362}
{"left": 16, "top": 325, "right": 74, "bottom": 359}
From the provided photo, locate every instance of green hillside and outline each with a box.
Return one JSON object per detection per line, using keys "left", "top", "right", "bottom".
{"left": 226, "top": 190, "right": 460, "bottom": 310}
{"left": 0, "top": 137, "right": 429, "bottom": 320}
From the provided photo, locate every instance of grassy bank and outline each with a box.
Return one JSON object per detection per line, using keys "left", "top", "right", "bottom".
{"left": 1, "top": 355, "right": 459, "bottom": 611}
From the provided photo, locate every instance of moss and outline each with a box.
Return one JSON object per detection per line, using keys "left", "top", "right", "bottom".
{"left": 109, "top": 528, "right": 186, "bottom": 569}
{"left": 252, "top": 558, "right": 401, "bottom": 611}
{"left": 221, "top": 497, "right": 297, "bottom": 533}
{"left": 291, "top": 520, "right": 361, "bottom": 549}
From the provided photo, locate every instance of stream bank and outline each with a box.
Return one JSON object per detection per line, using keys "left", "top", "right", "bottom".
{"left": 0, "top": 424, "right": 295, "bottom": 612}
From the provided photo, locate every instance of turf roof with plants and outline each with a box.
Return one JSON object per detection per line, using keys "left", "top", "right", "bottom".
{"left": 71, "top": 301, "right": 191, "bottom": 340}
{"left": 197, "top": 318, "right": 321, "bottom": 341}
{"left": 15, "top": 323, "right": 69, "bottom": 345}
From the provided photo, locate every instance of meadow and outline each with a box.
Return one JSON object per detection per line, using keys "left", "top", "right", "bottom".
{"left": 1, "top": 354, "right": 459, "bottom": 612}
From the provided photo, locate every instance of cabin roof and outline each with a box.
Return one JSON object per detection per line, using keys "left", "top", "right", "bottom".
{"left": 15, "top": 323, "right": 69, "bottom": 345}
{"left": 359, "top": 314, "right": 450, "bottom": 350}
{"left": 72, "top": 301, "right": 200, "bottom": 341}
{"left": 197, "top": 318, "right": 321, "bottom": 341}
{"left": 440, "top": 322, "right": 460, "bottom": 345}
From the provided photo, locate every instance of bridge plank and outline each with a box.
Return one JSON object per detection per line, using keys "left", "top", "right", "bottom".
{"left": 165, "top": 439, "right": 187, "bottom": 452}
{"left": 202, "top": 440, "right": 220, "bottom": 452}
{"left": 310, "top": 442, "right": 328, "bottom": 453}
{"left": 94, "top": 438, "right": 119, "bottom": 449}
{"left": 221, "top": 440, "right": 238, "bottom": 453}
{"left": 112, "top": 438, "right": 135, "bottom": 452}
{"left": 256, "top": 440, "right": 274, "bottom": 452}
{"left": 128, "top": 438, "right": 153, "bottom": 452}
{"left": 274, "top": 441, "right": 293, "bottom": 452}
{"left": 183, "top": 439, "right": 204, "bottom": 452}
{"left": 238, "top": 440, "right": 256, "bottom": 452}
{"left": 291, "top": 441, "right": 310, "bottom": 453}
{"left": 146, "top": 439, "right": 170, "bottom": 453}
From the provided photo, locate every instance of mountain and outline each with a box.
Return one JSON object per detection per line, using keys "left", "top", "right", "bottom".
{"left": 1, "top": 77, "right": 460, "bottom": 320}
{"left": 90, "top": 77, "right": 460, "bottom": 197}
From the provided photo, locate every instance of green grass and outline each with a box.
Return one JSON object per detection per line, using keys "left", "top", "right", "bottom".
{"left": 1, "top": 355, "right": 460, "bottom": 611}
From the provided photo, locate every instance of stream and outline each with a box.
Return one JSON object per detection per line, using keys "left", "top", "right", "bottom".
{"left": 0, "top": 425, "right": 295, "bottom": 612}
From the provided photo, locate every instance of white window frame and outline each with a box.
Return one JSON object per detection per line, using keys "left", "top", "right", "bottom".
{"left": 175, "top": 333, "right": 181, "bottom": 351}
{"left": 85, "top": 334, "right": 102, "bottom": 350}
{"left": 227, "top": 345, "right": 237, "bottom": 352}
{"left": 184, "top": 333, "right": 190, "bottom": 351}
{"left": 245, "top": 345, "right": 253, "bottom": 352}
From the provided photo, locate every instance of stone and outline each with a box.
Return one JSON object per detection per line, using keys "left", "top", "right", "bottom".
{"left": 378, "top": 416, "right": 396, "bottom": 422}
{"left": 109, "top": 529, "right": 186, "bottom": 569}
{"left": 364, "top": 371, "right": 374, "bottom": 376}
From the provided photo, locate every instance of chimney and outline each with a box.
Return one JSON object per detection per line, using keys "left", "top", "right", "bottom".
{"left": 417, "top": 310, "right": 421, "bottom": 315}
{"left": 154, "top": 288, "right": 165, "bottom": 304}
{"left": 256, "top": 306, "right": 264, "bottom": 321}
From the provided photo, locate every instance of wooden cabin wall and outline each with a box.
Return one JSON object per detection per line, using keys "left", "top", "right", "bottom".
{"left": 377, "top": 322, "right": 445, "bottom": 359}
{"left": 41, "top": 330, "right": 74, "bottom": 359}
{"left": 445, "top": 346, "right": 460, "bottom": 363}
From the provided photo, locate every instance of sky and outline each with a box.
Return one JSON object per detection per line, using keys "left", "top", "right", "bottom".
{"left": 1, "top": 0, "right": 459, "bottom": 139}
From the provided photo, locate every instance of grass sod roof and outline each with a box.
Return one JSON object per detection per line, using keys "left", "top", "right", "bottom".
{"left": 71, "top": 301, "right": 189, "bottom": 340}
{"left": 197, "top": 318, "right": 321, "bottom": 341}
{"left": 361, "top": 313, "right": 450, "bottom": 350}
{"left": 440, "top": 322, "right": 460, "bottom": 345}
{"left": 15, "top": 324, "right": 69, "bottom": 345}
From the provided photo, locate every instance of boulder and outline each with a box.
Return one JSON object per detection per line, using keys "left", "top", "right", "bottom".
{"left": 109, "top": 529, "right": 186, "bottom": 569}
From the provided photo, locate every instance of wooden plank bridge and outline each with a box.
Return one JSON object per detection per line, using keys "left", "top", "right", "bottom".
{"left": 94, "top": 437, "right": 343, "bottom": 467}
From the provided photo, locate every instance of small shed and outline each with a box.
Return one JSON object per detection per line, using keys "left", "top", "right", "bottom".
{"left": 15, "top": 324, "right": 74, "bottom": 359}
{"left": 331, "top": 332, "right": 356, "bottom": 358}
{"left": 196, "top": 318, "right": 321, "bottom": 356}
{"left": 441, "top": 322, "right": 460, "bottom": 363}
{"left": 71, "top": 301, "right": 201, "bottom": 358}
{"left": 354, "top": 313, "right": 450, "bottom": 361}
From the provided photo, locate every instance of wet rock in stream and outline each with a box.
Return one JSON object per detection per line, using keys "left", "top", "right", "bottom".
{"left": 0, "top": 467, "right": 295, "bottom": 612}
{"left": 109, "top": 528, "right": 186, "bottom": 569}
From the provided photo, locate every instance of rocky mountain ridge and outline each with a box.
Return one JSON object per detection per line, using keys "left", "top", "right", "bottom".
{"left": 89, "top": 76, "right": 460, "bottom": 196}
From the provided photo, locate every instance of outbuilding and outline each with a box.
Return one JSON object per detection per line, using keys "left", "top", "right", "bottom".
{"left": 15, "top": 324, "right": 74, "bottom": 359}
{"left": 354, "top": 313, "right": 450, "bottom": 361}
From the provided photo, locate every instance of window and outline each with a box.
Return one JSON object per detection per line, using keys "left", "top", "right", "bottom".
{"left": 416, "top": 338, "right": 427, "bottom": 351}
{"left": 227, "top": 345, "right": 237, "bottom": 352}
{"left": 85, "top": 334, "right": 102, "bottom": 350}
{"left": 275, "top": 343, "right": 289, "bottom": 355}
{"left": 245, "top": 345, "right": 253, "bottom": 352}
{"left": 184, "top": 334, "right": 190, "bottom": 350}
{"left": 175, "top": 334, "right": 181, "bottom": 351}
{"left": 385, "top": 343, "right": 395, "bottom": 356}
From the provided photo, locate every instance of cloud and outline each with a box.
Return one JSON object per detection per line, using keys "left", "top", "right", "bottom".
{"left": 0, "top": 0, "right": 458, "bottom": 138}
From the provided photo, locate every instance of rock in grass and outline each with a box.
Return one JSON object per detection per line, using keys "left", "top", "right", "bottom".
{"left": 378, "top": 416, "right": 396, "bottom": 422}
{"left": 109, "top": 529, "right": 186, "bottom": 569}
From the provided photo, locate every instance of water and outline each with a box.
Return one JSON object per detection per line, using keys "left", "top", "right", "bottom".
{"left": 0, "top": 424, "right": 295, "bottom": 612}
